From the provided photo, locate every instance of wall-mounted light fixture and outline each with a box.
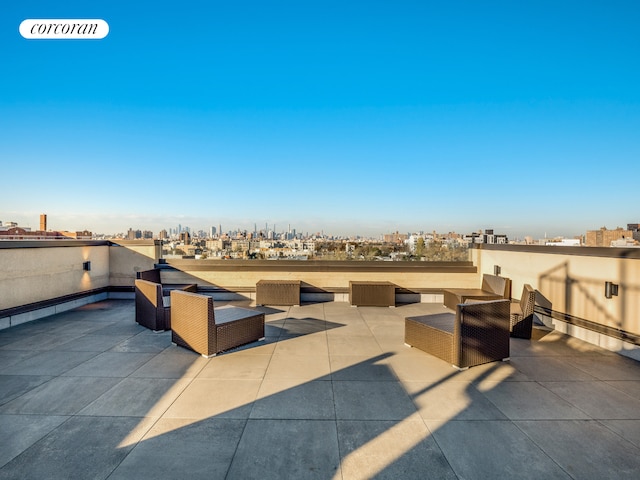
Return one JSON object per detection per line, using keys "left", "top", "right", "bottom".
{"left": 494, "top": 265, "right": 501, "bottom": 276}
{"left": 604, "top": 281, "right": 618, "bottom": 299}
{"left": 83, "top": 261, "right": 91, "bottom": 272}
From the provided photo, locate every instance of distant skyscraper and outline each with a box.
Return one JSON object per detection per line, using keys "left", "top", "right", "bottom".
{"left": 40, "top": 214, "right": 47, "bottom": 231}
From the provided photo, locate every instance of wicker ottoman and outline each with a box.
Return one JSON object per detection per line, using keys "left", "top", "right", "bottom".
{"left": 256, "top": 280, "right": 301, "bottom": 306}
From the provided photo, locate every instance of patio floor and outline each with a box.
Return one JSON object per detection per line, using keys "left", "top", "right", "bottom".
{"left": 1, "top": 299, "right": 640, "bottom": 479}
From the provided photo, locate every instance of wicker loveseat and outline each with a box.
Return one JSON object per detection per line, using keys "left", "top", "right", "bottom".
{"left": 170, "top": 290, "right": 265, "bottom": 357}
{"left": 443, "top": 274, "right": 511, "bottom": 310}
{"left": 404, "top": 299, "right": 510, "bottom": 369}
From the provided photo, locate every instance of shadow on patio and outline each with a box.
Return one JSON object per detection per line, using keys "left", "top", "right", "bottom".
{"left": 1, "top": 300, "right": 640, "bottom": 479}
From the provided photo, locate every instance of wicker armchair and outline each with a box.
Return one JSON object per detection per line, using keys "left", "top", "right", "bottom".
{"left": 405, "top": 299, "right": 510, "bottom": 369}
{"left": 510, "top": 284, "right": 536, "bottom": 339}
{"left": 135, "top": 279, "right": 171, "bottom": 331}
{"left": 137, "top": 268, "right": 197, "bottom": 296}
{"left": 170, "top": 290, "right": 265, "bottom": 357}
{"left": 443, "top": 274, "right": 511, "bottom": 310}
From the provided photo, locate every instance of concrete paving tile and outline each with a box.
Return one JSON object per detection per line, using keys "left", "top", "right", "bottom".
{"left": 0, "top": 375, "right": 53, "bottom": 406}
{"left": 228, "top": 337, "right": 278, "bottom": 355}
{"left": 387, "top": 351, "right": 459, "bottom": 382}
{"left": 459, "top": 359, "right": 530, "bottom": 382}
{"left": 287, "top": 304, "right": 326, "bottom": 319}
{"left": 324, "top": 313, "right": 364, "bottom": 326}
{"left": 109, "top": 331, "right": 172, "bottom": 353}
{"left": 226, "top": 419, "right": 341, "bottom": 479}
{"left": 337, "top": 415, "right": 457, "bottom": 480}
{"left": 565, "top": 354, "right": 640, "bottom": 381}
{"left": 516, "top": 420, "right": 640, "bottom": 480}
{"left": 55, "top": 333, "right": 133, "bottom": 352}
{"left": 0, "top": 376, "right": 121, "bottom": 415}
{"left": 509, "top": 356, "right": 599, "bottom": 381}
{"left": 358, "top": 306, "right": 400, "bottom": 317}
{"left": 264, "top": 321, "right": 287, "bottom": 338}
{"left": 130, "top": 348, "right": 208, "bottom": 378}
{"left": 325, "top": 321, "right": 372, "bottom": 337}
{"left": 334, "top": 380, "right": 418, "bottom": 420}
{"left": 79, "top": 377, "right": 191, "bottom": 417}
{"left": 280, "top": 318, "right": 327, "bottom": 336}
{"left": 322, "top": 301, "right": 355, "bottom": 313}
{"left": 0, "top": 349, "right": 38, "bottom": 369}
{"left": 0, "top": 329, "right": 41, "bottom": 344}
{"left": 368, "top": 322, "right": 405, "bottom": 339}
{"left": 330, "top": 354, "right": 398, "bottom": 382}
{"left": 264, "top": 354, "right": 331, "bottom": 381}
{"left": 163, "top": 378, "right": 260, "bottom": 419}
{"left": 0, "top": 414, "right": 68, "bottom": 468}
{"left": 479, "top": 381, "right": 590, "bottom": 420}
{"left": 261, "top": 310, "right": 291, "bottom": 323}
{"left": 403, "top": 380, "right": 508, "bottom": 421}
{"left": 61, "top": 351, "right": 155, "bottom": 377}
{"left": 273, "top": 332, "right": 329, "bottom": 356}
{"left": 536, "top": 331, "right": 614, "bottom": 356}
{"left": 599, "top": 419, "right": 640, "bottom": 449}
{"left": 0, "top": 331, "right": 85, "bottom": 352}
{"left": 361, "top": 316, "right": 404, "bottom": 327}
{"left": 198, "top": 354, "right": 271, "bottom": 379}
{"left": 605, "top": 380, "right": 640, "bottom": 400}
{"left": 328, "top": 334, "right": 382, "bottom": 356}
{"left": 90, "top": 321, "right": 147, "bottom": 336}
{"left": 541, "top": 381, "right": 640, "bottom": 419}
{"left": 252, "top": 378, "right": 335, "bottom": 419}
{"left": 0, "top": 416, "right": 155, "bottom": 480}
{"left": 508, "top": 336, "right": 539, "bottom": 357}
{"left": 0, "top": 350, "right": 98, "bottom": 376}
{"left": 46, "top": 319, "right": 112, "bottom": 336}
{"left": 511, "top": 332, "right": 610, "bottom": 357}
{"left": 427, "top": 419, "right": 571, "bottom": 479}
{"left": 108, "top": 418, "right": 246, "bottom": 480}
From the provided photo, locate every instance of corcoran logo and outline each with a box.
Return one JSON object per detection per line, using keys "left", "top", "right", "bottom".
{"left": 19, "top": 19, "right": 109, "bottom": 39}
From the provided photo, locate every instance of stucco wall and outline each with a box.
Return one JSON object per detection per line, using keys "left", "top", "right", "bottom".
{"left": 474, "top": 246, "right": 640, "bottom": 337}
{"left": 160, "top": 260, "right": 480, "bottom": 291}
{"left": 0, "top": 244, "right": 109, "bottom": 310}
{"left": 108, "top": 242, "right": 159, "bottom": 287}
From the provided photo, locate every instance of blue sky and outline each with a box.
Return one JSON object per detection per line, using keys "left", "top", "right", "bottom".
{"left": 1, "top": 1, "right": 639, "bottom": 239}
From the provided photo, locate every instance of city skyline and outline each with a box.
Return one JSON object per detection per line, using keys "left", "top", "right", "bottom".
{"left": 2, "top": 2, "right": 639, "bottom": 239}
{"left": 4, "top": 212, "right": 633, "bottom": 242}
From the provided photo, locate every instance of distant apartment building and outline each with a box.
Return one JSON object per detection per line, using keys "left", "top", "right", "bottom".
{"left": 586, "top": 227, "right": 634, "bottom": 247}
{"left": 206, "top": 238, "right": 231, "bottom": 252}
{"left": 179, "top": 231, "right": 191, "bottom": 245}
{"left": 126, "top": 228, "right": 141, "bottom": 240}
{"left": 545, "top": 238, "right": 582, "bottom": 246}
{"left": 464, "top": 229, "right": 508, "bottom": 245}
{"left": 383, "top": 232, "right": 408, "bottom": 244}
{"left": 0, "top": 226, "right": 92, "bottom": 240}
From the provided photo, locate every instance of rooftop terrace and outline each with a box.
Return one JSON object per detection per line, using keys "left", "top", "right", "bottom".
{"left": 1, "top": 298, "right": 640, "bottom": 479}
